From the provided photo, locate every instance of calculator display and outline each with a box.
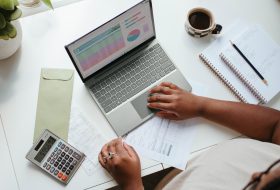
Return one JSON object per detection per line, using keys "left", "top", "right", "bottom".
{"left": 34, "top": 136, "right": 56, "bottom": 163}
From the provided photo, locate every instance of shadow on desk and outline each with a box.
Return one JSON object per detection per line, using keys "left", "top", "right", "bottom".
{"left": 108, "top": 167, "right": 174, "bottom": 190}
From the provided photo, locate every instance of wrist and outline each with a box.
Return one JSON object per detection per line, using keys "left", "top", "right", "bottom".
{"left": 122, "top": 180, "right": 144, "bottom": 190}
{"left": 195, "top": 95, "right": 207, "bottom": 117}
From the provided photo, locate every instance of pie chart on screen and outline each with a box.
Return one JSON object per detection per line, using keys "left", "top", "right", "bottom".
{"left": 127, "top": 29, "right": 140, "bottom": 42}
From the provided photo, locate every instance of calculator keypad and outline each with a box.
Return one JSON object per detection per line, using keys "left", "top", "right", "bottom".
{"left": 43, "top": 141, "right": 83, "bottom": 183}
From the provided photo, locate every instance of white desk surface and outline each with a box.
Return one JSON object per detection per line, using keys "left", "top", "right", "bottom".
{"left": 0, "top": 115, "right": 19, "bottom": 190}
{"left": 0, "top": 0, "right": 280, "bottom": 189}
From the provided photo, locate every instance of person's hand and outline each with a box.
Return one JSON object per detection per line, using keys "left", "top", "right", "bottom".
{"left": 98, "top": 138, "right": 143, "bottom": 190}
{"left": 147, "top": 82, "right": 204, "bottom": 120}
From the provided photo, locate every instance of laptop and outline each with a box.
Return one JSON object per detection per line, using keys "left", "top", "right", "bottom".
{"left": 65, "top": 0, "right": 192, "bottom": 136}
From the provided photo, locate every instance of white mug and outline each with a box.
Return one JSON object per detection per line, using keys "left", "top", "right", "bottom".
{"left": 185, "top": 7, "right": 222, "bottom": 38}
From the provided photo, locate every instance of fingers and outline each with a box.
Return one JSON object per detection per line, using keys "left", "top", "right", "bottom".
{"left": 98, "top": 153, "right": 107, "bottom": 168}
{"left": 99, "top": 138, "right": 128, "bottom": 166}
{"left": 149, "top": 82, "right": 180, "bottom": 94}
{"left": 123, "top": 142, "right": 139, "bottom": 159}
{"left": 99, "top": 143, "right": 109, "bottom": 169}
{"left": 160, "top": 82, "right": 180, "bottom": 90}
{"left": 147, "top": 94, "right": 173, "bottom": 103}
{"left": 107, "top": 140, "right": 117, "bottom": 156}
{"left": 115, "top": 138, "right": 127, "bottom": 155}
{"left": 147, "top": 102, "right": 174, "bottom": 111}
{"left": 149, "top": 85, "right": 175, "bottom": 95}
{"left": 156, "top": 111, "right": 179, "bottom": 120}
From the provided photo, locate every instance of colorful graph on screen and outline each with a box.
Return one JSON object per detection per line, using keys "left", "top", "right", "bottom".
{"left": 124, "top": 11, "right": 145, "bottom": 29}
{"left": 74, "top": 24, "right": 125, "bottom": 71}
{"left": 127, "top": 29, "right": 141, "bottom": 42}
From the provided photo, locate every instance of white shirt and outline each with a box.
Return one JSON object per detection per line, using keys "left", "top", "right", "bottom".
{"left": 163, "top": 139, "right": 280, "bottom": 190}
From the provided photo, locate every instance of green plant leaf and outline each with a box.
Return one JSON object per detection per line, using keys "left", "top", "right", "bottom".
{"left": 13, "top": 0, "right": 19, "bottom": 7}
{"left": 0, "top": 13, "right": 6, "bottom": 29}
{"left": 0, "top": 33, "right": 9, "bottom": 40}
{"left": 0, "top": 24, "right": 10, "bottom": 40}
{"left": 7, "top": 22, "right": 16, "bottom": 38}
{"left": 41, "top": 0, "right": 53, "bottom": 9}
{"left": 0, "top": 0, "right": 15, "bottom": 11}
{"left": 0, "top": 22, "right": 16, "bottom": 39}
{"left": 9, "top": 7, "right": 21, "bottom": 20}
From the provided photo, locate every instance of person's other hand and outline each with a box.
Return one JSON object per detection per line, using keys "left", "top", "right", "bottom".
{"left": 98, "top": 138, "right": 143, "bottom": 190}
{"left": 147, "top": 82, "right": 204, "bottom": 120}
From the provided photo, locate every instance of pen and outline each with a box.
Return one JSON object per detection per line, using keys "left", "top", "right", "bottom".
{"left": 230, "top": 40, "right": 268, "bottom": 86}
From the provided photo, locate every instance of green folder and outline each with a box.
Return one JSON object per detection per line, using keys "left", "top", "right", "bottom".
{"left": 33, "top": 68, "right": 74, "bottom": 142}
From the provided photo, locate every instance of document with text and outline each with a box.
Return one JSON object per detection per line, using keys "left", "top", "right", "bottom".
{"left": 125, "top": 117, "right": 198, "bottom": 169}
{"left": 125, "top": 80, "right": 207, "bottom": 169}
{"left": 68, "top": 108, "right": 106, "bottom": 176}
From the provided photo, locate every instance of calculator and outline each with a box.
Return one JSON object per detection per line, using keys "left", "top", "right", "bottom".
{"left": 26, "top": 129, "right": 85, "bottom": 184}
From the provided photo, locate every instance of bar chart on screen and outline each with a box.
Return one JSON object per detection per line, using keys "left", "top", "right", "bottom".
{"left": 74, "top": 24, "right": 125, "bottom": 71}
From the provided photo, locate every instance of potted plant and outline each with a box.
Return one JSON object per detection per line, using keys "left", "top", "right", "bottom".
{"left": 0, "top": 0, "right": 52, "bottom": 60}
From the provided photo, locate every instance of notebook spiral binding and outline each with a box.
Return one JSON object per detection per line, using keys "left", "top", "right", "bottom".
{"left": 199, "top": 53, "right": 248, "bottom": 103}
{"left": 219, "top": 53, "right": 267, "bottom": 104}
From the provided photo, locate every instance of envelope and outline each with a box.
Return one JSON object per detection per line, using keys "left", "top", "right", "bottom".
{"left": 33, "top": 68, "right": 74, "bottom": 142}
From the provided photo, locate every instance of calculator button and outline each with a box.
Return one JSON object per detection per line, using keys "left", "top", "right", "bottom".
{"left": 46, "top": 165, "right": 51, "bottom": 170}
{"left": 54, "top": 170, "right": 59, "bottom": 175}
{"left": 50, "top": 167, "right": 55, "bottom": 173}
{"left": 65, "top": 162, "right": 70, "bottom": 168}
{"left": 61, "top": 144, "right": 65, "bottom": 149}
{"left": 58, "top": 142, "right": 62, "bottom": 147}
{"left": 47, "top": 157, "right": 51, "bottom": 162}
{"left": 72, "top": 152, "right": 81, "bottom": 160}
{"left": 43, "top": 162, "right": 47, "bottom": 168}
{"left": 57, "top": 172, "right": 63, "bottom": 178}
{"left": 66, "top": 170, "right": 71, "bottom": 175}
{"left": 58, "top": 164, "right": 63, "bottom": 170}
{"left": 51, "top": 152, "right": 55, "bottom": 156}
{"left": 65, "top": 146, "right": 69, "bottom": 152}
{"left": 61, "top": 152, "right": 66, "bottom": 157}
{"left": 61, "top": 175, "right": 68, "bottom": 182}
{"left": 54, "top": 147, "right": 58, "bottom": 152}
{"left": 61, "top": 159, "right": 66, "bottom": 165}
{"left": 65, "top": 155, "right": 69, "bottom": 160}
{"left": 72, "top": 160, "right": 77, "bottom": 165}
{"left": 50, "top": 159, "right": 55, "bottom": 164}
{"left": 62, "top": 167, "right": 67, "bottom": 172}
{"left": 69, "top": 165, "right": 74, "bottom": 170}
{"left": 57, "top": 157, "right": 62, "bottom": 162}
{"left": 69, "top": 157, "right": 73, "bottom": 163}
{"left": 68, "top": 149, "right": 73, "bottom": 155}
{"left": 57, "top": 150, "right": 62, "bottom": 154}
{"left": 54, "top": 162, "right": 59, "bottom": 167}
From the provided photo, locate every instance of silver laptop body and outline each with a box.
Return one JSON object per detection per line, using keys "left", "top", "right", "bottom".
{"left": 65, "top": 0, "right": 192, "bottom": 136}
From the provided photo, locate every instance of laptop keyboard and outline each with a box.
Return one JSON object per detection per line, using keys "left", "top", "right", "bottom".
{"left": 90, "top": 44, "right": 176, "bottom": 113}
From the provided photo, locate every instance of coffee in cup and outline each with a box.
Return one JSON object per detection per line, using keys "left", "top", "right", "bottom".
{"left": 185, "top": 7, "right": 222, "bottom": 38}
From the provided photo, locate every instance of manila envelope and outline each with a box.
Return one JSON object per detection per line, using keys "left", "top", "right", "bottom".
{"left": 33, "top": 68, "right": 74, "bottom": 142}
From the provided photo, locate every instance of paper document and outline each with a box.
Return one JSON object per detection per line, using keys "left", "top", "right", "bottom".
{"left": 125, "top": 80, "right": 207, "bottom": 170}
{"left": 68, "top": 108, "right": 106, "bottom": 176}
{"left": 125, "top": 117, "right": 197, "bottom": 169}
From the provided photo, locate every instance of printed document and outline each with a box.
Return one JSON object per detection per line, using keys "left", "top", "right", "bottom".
{"left": 68, "top": 108, "right": 106, "bottom": 176}
{"left": 125, "top": 80, "right": 207, "bottom": 169}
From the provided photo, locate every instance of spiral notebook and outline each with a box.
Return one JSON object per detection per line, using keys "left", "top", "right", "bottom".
{"left": 199, "top": 22, "right": 280, "bottom": 104}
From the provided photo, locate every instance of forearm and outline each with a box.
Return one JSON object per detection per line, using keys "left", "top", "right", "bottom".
{"left": 198, "top": 96, "right": 280, "bottom": 143}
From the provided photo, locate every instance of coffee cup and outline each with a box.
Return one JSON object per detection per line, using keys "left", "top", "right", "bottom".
{"left": 185, "top": 7, "right": 222, "bottom": 38}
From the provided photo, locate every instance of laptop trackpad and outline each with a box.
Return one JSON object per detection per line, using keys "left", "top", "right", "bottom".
{"left": 131, "top": 91, "right": 156, "bottom": 119}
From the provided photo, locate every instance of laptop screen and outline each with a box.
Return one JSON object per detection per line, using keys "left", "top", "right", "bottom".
{"left": 66, "top": 0, "right": 155, "bottom": 80}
